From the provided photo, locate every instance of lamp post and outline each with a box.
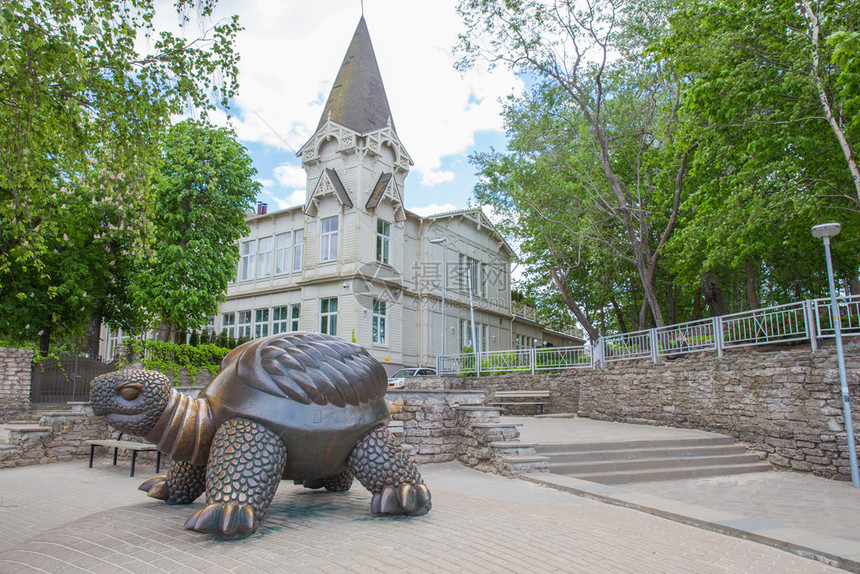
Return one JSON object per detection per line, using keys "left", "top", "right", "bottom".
{"left": 429, "top": 238, "right": 447, "bottom": 365}
{"left": 812, "top": 222, "right": 859, "bottom": 487}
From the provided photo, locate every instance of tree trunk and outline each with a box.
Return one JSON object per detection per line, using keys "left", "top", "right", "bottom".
{"left": 609, "top": 296, "right": 628, "bottom": 333}
{"left": 691, "top": 287, "right": 704, "bottom": 321}
{"left": 701, "top": 272, "right": 729, "bottom": 317}
{"left": 851, "top": 276, "right": 860, "bottom": 297}
{"left": 744, "top": 257, "right": 761, "bottom": 310}
{"left": 549, "top": 268, "right": 600, "bottom": 342}
{"left": 87, "top": 313, "right": 102, "bottom": 359}
{"left": 39, "top": 325, "right": 51, "bottom": 356}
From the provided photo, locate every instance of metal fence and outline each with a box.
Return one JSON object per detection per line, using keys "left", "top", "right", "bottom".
{"left": 31, "top": 355, "right": 116, "bottom": 403}
{"left": 437, "top": 295, "right": 860, "bottom": 375}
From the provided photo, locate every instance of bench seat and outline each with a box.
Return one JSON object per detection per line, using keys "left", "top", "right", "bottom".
{"left": 489, "top": 391, "right": 550, "bottom": 415}
{"left": 86, "top": 437, "right": 161, "bottom": 477}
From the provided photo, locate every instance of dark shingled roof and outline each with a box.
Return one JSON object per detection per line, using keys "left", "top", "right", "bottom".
{"left": 317, "top": 17, "right": 396, "bottom": 135}
{"left": 325, "top": 168, "right": 353, "bottom": 208}
{"left": 365, "top": 172, "right": 392, "bottom": 209}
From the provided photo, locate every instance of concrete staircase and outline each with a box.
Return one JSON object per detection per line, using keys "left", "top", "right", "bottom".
{"left": 535, "top": 436, "right": 772, "bottom": 484}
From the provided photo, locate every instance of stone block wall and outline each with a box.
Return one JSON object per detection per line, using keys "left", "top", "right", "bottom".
{"left": 0, "top": 410, "right": 113, "bottom": 470}
{"left": 0, "top": 348, "right": 33, "bottom": 422}
{"left": 403, "top": 371, "right": 579, "bottom": 415}
{"left": 577, "top": 343, "right": 860, "bottom": 480}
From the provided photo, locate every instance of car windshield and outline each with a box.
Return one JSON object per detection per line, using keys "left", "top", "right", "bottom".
{"left": 389, "top": 369, "right": 415, "bottom": 378}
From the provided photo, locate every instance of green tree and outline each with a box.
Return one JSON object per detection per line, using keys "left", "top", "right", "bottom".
{"left": 460, "top": 0, "right": 697, "bottom": 331}
{"left": 658, "top": 0, "right": 860, "bottom": 303}
{"left": 135, "top": 120, "right": 259, "bottom": 338}
{"left": 0, "top": 0, "right": 241, "bottom": 353}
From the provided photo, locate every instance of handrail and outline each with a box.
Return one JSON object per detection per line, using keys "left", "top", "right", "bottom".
{"left": 436, "top": 294, "right": 860, "bottom": 375}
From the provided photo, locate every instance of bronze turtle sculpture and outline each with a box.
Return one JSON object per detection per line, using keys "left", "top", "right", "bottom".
{"left": 89, "top": 332, "right": 431, "bottom": 539}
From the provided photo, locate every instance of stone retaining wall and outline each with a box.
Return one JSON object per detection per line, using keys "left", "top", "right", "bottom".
{"left": 0, "top": 348, "right": 33, "bottom": 423}
{"left": 403, "top": 372, "right": 579, "bottom": 415}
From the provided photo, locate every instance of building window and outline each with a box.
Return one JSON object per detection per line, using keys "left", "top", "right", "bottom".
{"left": 372, "top": 299, "right": 386, "bottom": 345}
{"left": 320, "top": 298, "right": 338, "bottom": 335}
{"left": 272, "top": 306, "right": 289, "bottom": 334}
{"left": 480, "top": 263, "right": 487, "bottom": 298}
{"left": 376, "top": 219, "right": 390, "bottom": 264}
{"left": 254, "top": 308, "right": 269, "bottom": 338}
{"left": 459, "top": 318, "right": 474, "bottom": 351}
{"left": 293, "top": 229, "right": 304, "bottom": 271}
{"left": 458, "top": 254, "right": 480, "bottom": 295}
{"left": 221, "top": 312, "right": 235, "bottom": 338}
{"left": 106, "top": 328, "right": 124, "bottom": 360}
{"left": 291, "top": 303, "right": 300, "bottom": 331}
{"left": 274, "top": 232, "right": 291, "bottom": 275}
{"left": 239, "top": 240, "right": 256, "bottom": 281}
{"left": 481, "top": 324, "right": 488, "bottom": 353}
{"left": 257, "top": 236, "right": 273, "bottom": 278}
{"left": 237, "top": 310, "right": 252, "bottom": 340}
{"left": 320, "top": 216, "right": 338, "bottom": 262}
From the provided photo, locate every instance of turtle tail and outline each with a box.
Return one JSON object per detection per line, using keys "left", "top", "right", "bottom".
{"left": 143, "top": 389, "right": 215, "bottom": 465}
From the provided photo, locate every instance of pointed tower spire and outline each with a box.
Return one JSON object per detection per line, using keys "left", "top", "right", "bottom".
{"left": 316, "top": 17, "right": 396, "bottom": 135}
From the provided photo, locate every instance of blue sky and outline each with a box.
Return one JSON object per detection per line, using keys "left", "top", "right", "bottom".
{"left": 201, "top": 0, "right": 523, "bottom": 216}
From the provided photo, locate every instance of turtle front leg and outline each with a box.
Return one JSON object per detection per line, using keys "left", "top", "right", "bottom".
{"left": 139, "top": 460, "right": 206, "bottom": 504}
{"left": 184, "top": 418, "right": 287, "bottom": 539}
{"left": 348, "top": 425, "right": 431, "bottom": 516}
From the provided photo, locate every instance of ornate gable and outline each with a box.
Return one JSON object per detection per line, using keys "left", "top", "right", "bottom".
{"left": 305, "top": 168, "right": 352, "bottom": 216}
{"left": 365, "top": 172, "right": 405, "bottom": 221}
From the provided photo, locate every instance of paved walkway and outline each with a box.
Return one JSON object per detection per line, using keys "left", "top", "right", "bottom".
{"left": 510, "top": 415, "right": 860, "bottom": 571}
{"left": 0, "top": 457, "right": 841, "bottom": 573}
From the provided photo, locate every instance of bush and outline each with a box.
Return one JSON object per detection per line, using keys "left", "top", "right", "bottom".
{"left": 121, "top": 338, "right": 230, "bottom": 383}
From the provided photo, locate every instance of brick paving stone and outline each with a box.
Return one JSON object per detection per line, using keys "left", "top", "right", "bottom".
{"left": 0, "top": 459, "right": 846, "bottom": 573}
{"left": 632, "top": 470, "right": 860, "bottom": 543}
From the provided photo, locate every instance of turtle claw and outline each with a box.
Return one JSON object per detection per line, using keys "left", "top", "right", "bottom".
{"left": 371, "top": 483, "right": 431, "bottom": 516}
{"left": 184, "top": 502, "right": 258, "bottom": 539}
{"left": 138, "top": 475, "right": 168, "bottom": 499}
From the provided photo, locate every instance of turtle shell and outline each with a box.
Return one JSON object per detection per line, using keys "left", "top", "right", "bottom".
{"left": 199, "top": 332, "right": 391, "bottom": 481}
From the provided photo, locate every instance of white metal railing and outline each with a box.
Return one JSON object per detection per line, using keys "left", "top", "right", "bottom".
{"left": 436, "top": 294, "right": 860, "bottom": 375}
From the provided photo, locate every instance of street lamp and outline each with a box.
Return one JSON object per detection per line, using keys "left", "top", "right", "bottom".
{"left": 429, "top": 238, "right": 446, "bottom": 367}
{"left": 812, "top": 222, "right": 859, "bottom": 487}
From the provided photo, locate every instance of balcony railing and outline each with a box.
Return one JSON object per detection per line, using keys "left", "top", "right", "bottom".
{"left": 437, "top": 295, "right": 860, "bottom": 375}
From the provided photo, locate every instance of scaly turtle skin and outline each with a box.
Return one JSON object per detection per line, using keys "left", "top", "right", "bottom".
{"left": 90, "top": 332, "right": 430, "bottom": 539}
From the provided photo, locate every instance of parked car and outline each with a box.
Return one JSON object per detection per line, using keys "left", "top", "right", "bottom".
{"left": 387, "top": 367, "right": 436, "bottom": 389}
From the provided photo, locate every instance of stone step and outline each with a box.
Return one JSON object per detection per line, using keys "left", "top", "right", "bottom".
{"left": 548, "top": 453, "right": 762, "bottom": 475}
{"left": 534, "top": 436, "right": 735, "bottom": 454}
{"left": 570, "top": 462, "right": 773, "bottom": 485}
{"left": 501, "top": 455, "right": 550, "bottom": 464}
{"left": 36, "top": 411, "right": 82, "bottom": 421}
{"left": 542, "top": 444, "right": 750, "bottom": 464}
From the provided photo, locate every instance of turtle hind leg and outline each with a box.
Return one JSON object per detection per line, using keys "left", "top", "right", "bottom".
{"left": 184, "top": 418, "right": 287, "bottom": 539}
{"left": 139, "top": 460, "right": 206, "bottom": 504}
{"left": 323, "top": 470, "right": 353, "bottom": 492}
{"left": 347, "top": 425, "right": 431, "bottom": 516}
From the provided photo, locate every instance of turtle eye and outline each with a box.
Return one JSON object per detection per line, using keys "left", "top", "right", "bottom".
{"left": 118, "top": 384, "right": 142, "bottom": 401}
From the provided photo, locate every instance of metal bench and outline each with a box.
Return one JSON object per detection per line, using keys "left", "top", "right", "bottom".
{"left": 86, "top": 433, "right": 161, "bottom": 477}
{"left": 488, "top": 390, "right": 551, "bottom": 415}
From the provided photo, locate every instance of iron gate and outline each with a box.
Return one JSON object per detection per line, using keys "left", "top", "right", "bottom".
{"left": 31, "top": 355, "right": 116, "bottom": 403}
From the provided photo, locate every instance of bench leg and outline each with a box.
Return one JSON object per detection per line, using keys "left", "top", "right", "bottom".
{"left": 89, "top": 444, "right": 95, "bottom": 468}
{"left": 155, "top": 451, "right": 161, "bottom": 474}
{"left": 130, "top": 451, "right": 137, "bottom": 477}
{"left": 113, "top": 447, "right": 119, "bottom": 466}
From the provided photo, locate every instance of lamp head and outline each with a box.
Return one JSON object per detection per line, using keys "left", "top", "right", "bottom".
{"left": 812, "top": 223, "right": 841, "bottom": 239}
{"left": 429, "top": 238, "right": 446, "bottom": 245}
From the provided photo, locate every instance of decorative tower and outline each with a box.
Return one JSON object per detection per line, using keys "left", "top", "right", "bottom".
{"left": 298, "top": 16, "right": 412, "bottom": 221}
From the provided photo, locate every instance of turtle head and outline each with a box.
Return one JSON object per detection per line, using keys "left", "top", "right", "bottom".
{"left": 90, "top": 370, "right": 171, "bottom": 437}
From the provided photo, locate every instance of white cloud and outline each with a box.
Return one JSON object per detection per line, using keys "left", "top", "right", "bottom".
{"left": 208, "top": 0, "right": 521, "bottom": 181}
{"left": 273, "top": 164, "right": 307, "bottom": 188}
{"left": 408, "top": 203, "right": 458, "bottom": 218}
{"left": 420, "top": 170, "right": 456, "bottom": 187}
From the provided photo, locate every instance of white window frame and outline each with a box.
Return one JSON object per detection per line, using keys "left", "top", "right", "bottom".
{"left": 274, "top": 232, "right": 291, "bottom": 275}
{"left": 221, "top": 312, "right": 235, "bottom": 339}
{"left": 256, "top": 236, "right": 273, "bottom": 278}
{"left": 293, "top": 229, "right": 304, "bottom": 272}
{"left": 272, "top": 306, "right": 289, "bottom": 334}
{"left": 239, "top": 240, "right": 256, "bottom": 281}
{"left": 290, "top": 303, "right": 301, "bottom": 331}
{"left": 320, "top": 298, "right": 338, "bottom": 335}
{"left": 372, "top": 299, "right": 386, "bottom": 345}
{"left": 320, "top": 216, "right": 338, "bottom": 262}
{"left": 254, "top": 308, "right": 269, "bottom": 338}
{"left": 237, "top": 310, "right": 252, "bottom": 340}
{"left": 376, "top": 219, "right": 390, "bottom": 264}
